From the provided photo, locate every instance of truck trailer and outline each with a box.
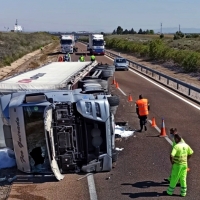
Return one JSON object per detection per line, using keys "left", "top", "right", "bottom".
{"left": 0, "top": 61, "right": 119, "bottom": 180}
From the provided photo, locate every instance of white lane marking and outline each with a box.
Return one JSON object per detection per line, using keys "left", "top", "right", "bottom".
{"left": 105, "top": 55, "right": 114, "bottom": 61}
{"left": 105, "top": 54, "right": 200, "bottom": 111}
{"left": 118, "top": 87, "right": 127, "bottom": 96}
{"left": 148, "top": 120, "right": 173, "bottom": 145}
{"left": 87, "top": 174, "right": 98, "bottom": 200}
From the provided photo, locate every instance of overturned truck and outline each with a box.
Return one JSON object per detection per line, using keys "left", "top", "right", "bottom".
{"left": 0, "top": 61, "right": 119, "bottom": 180}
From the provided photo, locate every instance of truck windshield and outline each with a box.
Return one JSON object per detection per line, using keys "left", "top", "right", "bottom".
{"left": 61, "top": 40, "right": 72, "bottom": 45}
{"left": 23, "top": 106, "right": 47, "bottom": 168}
{"left": 93, "top": 40, "right": 104, "bottom": 46}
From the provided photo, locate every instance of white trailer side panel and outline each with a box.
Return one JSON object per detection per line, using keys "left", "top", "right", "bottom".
{"left": 0, "top": 62, "right": 92, "bottom": 91}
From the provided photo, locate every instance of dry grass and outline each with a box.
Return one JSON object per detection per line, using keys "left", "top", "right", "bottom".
{"left": 0, "top": 32, "right": 58, "bottom": 67}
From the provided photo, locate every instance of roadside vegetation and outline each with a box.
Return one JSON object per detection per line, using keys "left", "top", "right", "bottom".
{"left": 80, "top": 26, "right": 200, "bottom": 73}
{"left": 0, "top": 32, "right": 58, "bottom": 67}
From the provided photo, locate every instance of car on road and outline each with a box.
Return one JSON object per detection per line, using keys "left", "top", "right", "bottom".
{"left": 113, "top": 57, "right": 129, "bottom": 71}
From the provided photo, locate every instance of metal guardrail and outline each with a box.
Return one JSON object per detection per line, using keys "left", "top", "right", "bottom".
{"left": 79, "top": 41, "right": 200, "bottom": 103}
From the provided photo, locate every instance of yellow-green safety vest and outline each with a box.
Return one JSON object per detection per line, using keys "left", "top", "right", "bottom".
{"left": 171, "top": 142, "right": 194, "bottom": 165}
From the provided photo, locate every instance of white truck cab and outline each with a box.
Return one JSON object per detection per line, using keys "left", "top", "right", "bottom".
{"left": 60, "top": 35, "right": 75, "bottom": 54}
{"left": 87, "top": 34, "right": 105, "bottom": 55}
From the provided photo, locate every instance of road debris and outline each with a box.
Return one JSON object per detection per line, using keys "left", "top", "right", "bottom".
{"left": 77, "top": 173, "right": 92, "bottom": 181}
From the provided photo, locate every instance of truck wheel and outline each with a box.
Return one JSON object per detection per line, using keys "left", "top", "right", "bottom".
{"left": 101, "top": 70, "right": 114, "bottom": 78}
{"left": 107, "top": 95, "right": 120, "bottom": 107}
{"left": 112, "top": 149, "right": 118, "bottom": 163}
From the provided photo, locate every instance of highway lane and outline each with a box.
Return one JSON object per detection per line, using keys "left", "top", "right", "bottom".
{"left": 9, "top": 44, "right": 200, "bottom": 200}
{"left": 74, "top": 42, "right": 200, "bottom": 199}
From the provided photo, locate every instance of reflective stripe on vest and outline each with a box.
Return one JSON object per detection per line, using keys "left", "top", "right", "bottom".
{"left": 136, "top": 99, "right": 149, "bottom": 116}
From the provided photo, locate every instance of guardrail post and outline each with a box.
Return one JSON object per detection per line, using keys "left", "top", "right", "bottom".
{"left": 177, "top": 83, "right": 179, "bottom": 90}
{"left": 159, "top": 75, "right": 161, "bottom": 80}
{"left": 188, "top": 88, "right": 191, "bottom": 96}
{"left": 152, "top": 72, "right": 154, "bottom": 77}
{"left": 167, "top": 79, "right": 169, "bottom": 85}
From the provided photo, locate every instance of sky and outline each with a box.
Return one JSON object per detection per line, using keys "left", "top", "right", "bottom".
{"left": 1, "top": 0, "right": 200, "bottom": 33}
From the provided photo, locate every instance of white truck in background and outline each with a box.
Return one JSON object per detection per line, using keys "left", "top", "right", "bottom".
{"left": 87, "top": 34, "right": 106, "bottom": 55}
{"left": 60, "top": 35, "right": 77, "bottom": 54}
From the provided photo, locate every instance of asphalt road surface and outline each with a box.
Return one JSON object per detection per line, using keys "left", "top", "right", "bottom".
{"left": 8, "top": 42, "right": 200, "bottom": 200}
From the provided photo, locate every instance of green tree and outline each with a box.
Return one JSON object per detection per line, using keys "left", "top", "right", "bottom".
{"left": 138, "top": 28, "right": 143, "bottom": 34}
{"left": 112, "top": 29, "right": 116, "bottom": 35}
{"left": 123, "top": 29, "right": 129, "bottom": 34}
{"left": 149, "top": 30, "right": 154, "bottom": 34}
{"left": 116, "top": 26, "right": 123, "bottom": 34}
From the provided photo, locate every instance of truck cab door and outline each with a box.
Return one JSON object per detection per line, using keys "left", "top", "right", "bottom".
{"left": 44, "top": 105, "right": 64, "bottom": 181}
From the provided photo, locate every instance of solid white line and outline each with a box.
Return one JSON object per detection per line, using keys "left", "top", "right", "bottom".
{"left": 87, "top": 174, "right": 98, "bottom": 200}
{"left": 148, "top": 120, "right": 173, "bottom": 145}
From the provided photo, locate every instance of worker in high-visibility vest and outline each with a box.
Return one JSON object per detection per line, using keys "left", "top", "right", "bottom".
{"left": 91, "top": 54, "right": 95, "bottom": 62}
{"left": 163, "top": 134, "right": 193, "bottom": 197}
{"left": 135, "top": 94, "right": 150, "bottom": 132}
{"left": 164, "top": 128, "right": 185, "bottom": 183}
{"left": 79, "top": 55, "right": 85, "bottom": 62}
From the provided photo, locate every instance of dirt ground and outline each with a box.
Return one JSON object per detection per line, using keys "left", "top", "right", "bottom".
{"left": 107, "top": 49, "right": 200, "bottom": 88}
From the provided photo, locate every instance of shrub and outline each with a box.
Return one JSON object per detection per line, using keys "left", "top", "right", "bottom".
{"left": 0, "top": 32, "right": 57, "bottom": 67}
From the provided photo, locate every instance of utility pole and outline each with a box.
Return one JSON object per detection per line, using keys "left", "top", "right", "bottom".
{"left": 160, "top": 23, "right": 162, "bottom": 34}
{"left": 179, "top": 24, "right": 181, "bottom": 32}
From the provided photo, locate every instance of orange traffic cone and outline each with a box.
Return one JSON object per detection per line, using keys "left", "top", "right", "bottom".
{"left": 128, "top": 94, "right": 133, "bottom": 102}
{"left": 151, "top": 117, "right": 156, "bottom": 127}
{"left": 159, "top": 118, "right": 167, "bottom": 137}
{"left": 115, "top": 82, "right": 119, "bottom": 89}
{"left": 112, "top": 77, "right": 116, "bottom": 85}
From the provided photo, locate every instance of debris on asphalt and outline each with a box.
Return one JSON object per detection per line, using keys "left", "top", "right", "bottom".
{"left": 115, "top": 125, "right": 134, "bottom": 138}
{"left": 115, "top": 147, "right": 124, "bottom": 151}
{"left": 77, "top": 173, "right": 92, "bottom": 181}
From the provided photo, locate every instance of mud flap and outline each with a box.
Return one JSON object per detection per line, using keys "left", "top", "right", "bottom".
{"left": 44, "top": 106, "right": 64, "bottom": 181}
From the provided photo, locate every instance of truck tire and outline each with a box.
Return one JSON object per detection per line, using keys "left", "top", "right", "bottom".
{"left": 101, "top": 70, "right": 114, "bottom": 78}
{"left": 79, "top": 79, "right": 108, "bottom": 90}
{"left": 112, "top": 149, "right": 118, "bottom": 163}
{"left": 107, "top": 95, "right": 120, "bottom": 107}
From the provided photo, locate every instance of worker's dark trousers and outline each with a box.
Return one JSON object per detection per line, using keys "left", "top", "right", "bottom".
{"left": 139, "top": 115, "right": 147, "bottom": 131}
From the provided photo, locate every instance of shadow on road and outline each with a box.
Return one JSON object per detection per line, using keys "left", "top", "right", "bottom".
{"left": 122, "top": 192, "right": 180, "bottom": 198}
{"left": 122, "top": 181, "right": 169, "bottom": 188}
